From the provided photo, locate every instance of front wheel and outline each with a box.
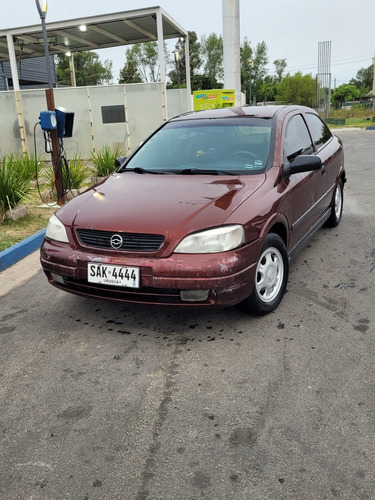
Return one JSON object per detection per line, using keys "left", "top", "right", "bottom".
{"left": 240, "top": 233, "right": 289, "bottom": 316}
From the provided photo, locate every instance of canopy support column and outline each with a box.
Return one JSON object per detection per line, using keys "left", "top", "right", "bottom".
{"left": 7, "top": 34, "right": 28, "bottom": 154}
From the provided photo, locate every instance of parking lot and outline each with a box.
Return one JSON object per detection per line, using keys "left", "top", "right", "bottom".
{"left": 1, "top": 128, "right": 374, "bottom": 500}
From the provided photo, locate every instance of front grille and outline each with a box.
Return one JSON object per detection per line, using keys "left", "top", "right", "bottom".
{"left": 76, "top": 229, "right": 164, "bottom": 252}
{"left": 60, "top": 277, "right": 188, "bottom": 305}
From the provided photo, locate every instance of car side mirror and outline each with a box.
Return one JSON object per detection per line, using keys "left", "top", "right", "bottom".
{"left": 115, "top": 156, "right": 127, "bottom": 169}
{"left": 284, "top": 155, "right": 322, "bottom": 179}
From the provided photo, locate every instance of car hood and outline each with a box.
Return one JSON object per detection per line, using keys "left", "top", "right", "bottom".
{"left": 59, "top": 173, "right": 265, "bottom": 241}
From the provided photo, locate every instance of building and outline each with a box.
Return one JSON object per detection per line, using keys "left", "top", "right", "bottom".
{"left": 0, "top": 56, "right": 56, "bottom": 91}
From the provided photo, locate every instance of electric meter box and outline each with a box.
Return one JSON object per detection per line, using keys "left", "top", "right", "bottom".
{"left": 55, "top": 106, "right": 74, "bottom": 138}
{"left": 40, "top": 111, "right": 57, "bottom": 131}
{"left": 193, "top": 89, "right": 235, "bottom": 111}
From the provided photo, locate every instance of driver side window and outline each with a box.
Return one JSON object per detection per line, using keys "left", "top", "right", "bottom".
{"left": 284, "top": 114, "right": 314, "bottom": 162}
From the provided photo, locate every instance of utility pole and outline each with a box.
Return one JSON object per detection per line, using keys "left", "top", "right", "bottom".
{"left": 222, "top": 0, "right": 241, "bottom": 106}
{"left": 35, "top": 0, "right": 65, "bottom": 206}
{"left": 372, "top": 52, "right": 375, "bottom": 112}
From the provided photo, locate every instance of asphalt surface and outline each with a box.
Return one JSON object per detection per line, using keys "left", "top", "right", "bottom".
{"left": 0, "top": 129, "right": 374, "bottom": 500}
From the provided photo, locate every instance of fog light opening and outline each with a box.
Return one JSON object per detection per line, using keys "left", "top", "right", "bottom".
{"left": 51, "top": 273, "right": 65, "bottom": 284}
{"left": 180, "top": 290, "right": 209, "bottom": 302}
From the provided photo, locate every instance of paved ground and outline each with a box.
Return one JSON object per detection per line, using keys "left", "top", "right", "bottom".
{"left": 0, "top": 251, "right": 41, "bottom": 297}
{"left": 0, "top": 129, "right": 374, "bottom": 500}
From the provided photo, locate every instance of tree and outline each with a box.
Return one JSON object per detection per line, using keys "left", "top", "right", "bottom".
{"left": 240, "top": 38, "right": 253, "bottom": 102}
{"left": 349, "top": 64, "right": 373, "bottom": 93}
{"left": 126, "top": 43, "right": 157, "bottom": 82}
{"left": 258, "top": 75, "right": 279, "bottom": 103}
{"left": 201, "top": 33, "right": 223, "bottom": 88}
{"left": 119, "top": 48, "right": 142, "bottom": 84}
{"left": 276, "top": 72, "right": 316, "bottom": 106}
{"left": 251, "top": 41, "right": 269, "bottom": 90}
{"left": 119, "top": 42, "right": 170, "bottom": 83}
{"left": 331, "top": 84, "right": 361, "bottom": 107}
{"left": 240, "top": 39, "right": 269, "bottom": 104}
{"left": 168, "top": 31, "right": 202, "bottom": 90}
{"left": 274, "top": 59, "right": 287, "bottom": 82}
{"left": 101, "top": 60, "right": 113, "bottom": 85}
{"left": 56, "top": 52, "right": 113, "bottom": 86}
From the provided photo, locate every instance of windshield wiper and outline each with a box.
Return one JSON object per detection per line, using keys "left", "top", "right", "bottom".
{"left": 177, "top": 168, "right": 236, "bottom": 176}
{"left": 123, "top": 167, "right": 165, "bottom": 174}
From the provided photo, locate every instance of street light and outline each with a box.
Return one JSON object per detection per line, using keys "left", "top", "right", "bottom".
{"left": 35, "top": 0, "right": 65, "bottom": 205}
{"left": 172, "top": 49, "right": 180, "bottom": 88}
{"left": 248, "top": 58, "right": 254, "bottom": 105}
{"left": 35, "top": 0, "right": 53, "bottom": 89}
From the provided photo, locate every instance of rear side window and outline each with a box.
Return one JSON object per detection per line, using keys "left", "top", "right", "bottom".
{"left": 284, "top": 114, "right": 313, "bottom": 161}
{"left": 305, "top": 113, "right": 332, "bottom": 150}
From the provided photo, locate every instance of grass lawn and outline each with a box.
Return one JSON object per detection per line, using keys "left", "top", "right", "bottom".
{"left": 0, "top": 190, "right": 56, "bottom": 252}
{"left": 335, "top": 117, "right": 375, "bottom": 128}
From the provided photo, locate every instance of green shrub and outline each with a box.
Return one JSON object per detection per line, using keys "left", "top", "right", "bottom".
{"left": 65, "top": 155, "right": 91, "bottom": 189}
{"left": 0, "top": 156, "right": 30, "bottom": 214}
{"left": 329, "top": 105, "right": 372, "bottom": 119}
{"left": 42, "top": 154, "right": 91, "bottom": 192}
{"left": 4, "top": 153, "right": 43, "bottom": 182}
{"left": 88, "top": 145, "right": 124, "bottom": 177}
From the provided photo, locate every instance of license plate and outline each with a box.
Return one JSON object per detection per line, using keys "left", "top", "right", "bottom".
{"left": 88, "top": 263, "right": 140, "bottom": 288}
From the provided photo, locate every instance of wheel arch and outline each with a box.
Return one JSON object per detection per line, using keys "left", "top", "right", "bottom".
{"left": 257, "top": 214, "right": 289, "bottom": 248}
{"left": 268, "top": 221, "right": 287, "bottom": 245}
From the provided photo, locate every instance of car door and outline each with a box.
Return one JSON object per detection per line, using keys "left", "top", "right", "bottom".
{"left": 280, "top": 112, "right": 321, "bottom": 248}
{"left": 304, "top": 112, "right": 341, "bottom": 213}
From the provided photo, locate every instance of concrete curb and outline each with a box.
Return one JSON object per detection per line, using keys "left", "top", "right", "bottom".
{"left": 0, "top": 229, "right": 46, "bottom": 271}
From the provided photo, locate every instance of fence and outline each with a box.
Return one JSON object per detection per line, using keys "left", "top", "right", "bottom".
{"left": 0, "top": 83, "right": 190, "bottom": 159}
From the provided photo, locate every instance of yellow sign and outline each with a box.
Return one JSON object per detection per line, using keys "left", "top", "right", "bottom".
{"left": 193, "top": 89, "right": 235, "bottom": 111}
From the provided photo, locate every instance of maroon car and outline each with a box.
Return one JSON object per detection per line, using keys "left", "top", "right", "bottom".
{"left": 40, "top": 105, "right": 345, "bottom": 315}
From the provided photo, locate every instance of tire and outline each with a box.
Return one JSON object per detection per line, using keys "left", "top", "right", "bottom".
{"left": 240, "top": 233, "right": 289, "bottom": 316}
{"left": 326, "top": 179, "right": 343, "bottom": 227}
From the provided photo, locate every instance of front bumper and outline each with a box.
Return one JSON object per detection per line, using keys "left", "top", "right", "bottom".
{"left": 40, "top": 238, "right": 260, "bottom": 307}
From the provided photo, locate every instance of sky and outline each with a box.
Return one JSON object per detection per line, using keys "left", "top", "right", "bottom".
{"left": 1, "top": 0, "right": 374, "bottom": 87}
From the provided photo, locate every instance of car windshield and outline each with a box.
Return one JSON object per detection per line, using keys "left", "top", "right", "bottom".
{"left": 121, "top": 117, "right": 272, "bottom": 175}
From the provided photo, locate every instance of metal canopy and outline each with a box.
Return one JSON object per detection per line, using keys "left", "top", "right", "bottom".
{"left": 0, "top": 6, "right": 190, "bottom": 91}
{"left": 0, "top": 6, "right": 186, "bottom": 60}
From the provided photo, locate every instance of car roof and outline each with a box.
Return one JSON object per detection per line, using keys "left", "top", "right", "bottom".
{"left": 169, "top": 105, "right": 315, "bottom": 122}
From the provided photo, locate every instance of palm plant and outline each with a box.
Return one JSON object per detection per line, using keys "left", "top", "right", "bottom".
{"left": 88, "top": 145, "right": 124, "bottom": 177}
{"left": 0, "top": 156, "right": 30, "bottom": 216}
{"left": 4, "top": 153, "right": 43, "bottom": 182}
{"left": 42, "top": 153, "right": 91, "bottom": 192}
{"left": 63, "top": 154, "right": 91, "bottom": 190}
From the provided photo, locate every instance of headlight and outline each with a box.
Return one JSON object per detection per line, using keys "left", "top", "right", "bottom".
{"left": 174, "top": 225, "right": 245, "bottom": 254}
{"left": 45, "top": 214, "right": 69, "bottom": 243}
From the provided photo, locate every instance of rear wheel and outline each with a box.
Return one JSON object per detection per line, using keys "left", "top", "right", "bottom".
{"left": 241, "top": 233, "right": 289, "bottom": 315}
{"left": 326, "top": 179, "right": 343, "bottom": 227}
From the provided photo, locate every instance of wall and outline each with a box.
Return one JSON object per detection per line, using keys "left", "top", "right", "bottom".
{"left": 0, "top": 83, "right": 190, "bottom": 159}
